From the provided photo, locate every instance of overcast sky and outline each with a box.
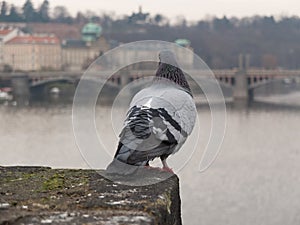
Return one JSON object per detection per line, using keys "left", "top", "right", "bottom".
{"left": 8, "top": 0, "right": 300, "bottom": 21}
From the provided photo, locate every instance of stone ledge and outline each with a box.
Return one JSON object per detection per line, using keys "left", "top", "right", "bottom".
{"left": 0, "top": 166, "right": 182, "bottom": 225}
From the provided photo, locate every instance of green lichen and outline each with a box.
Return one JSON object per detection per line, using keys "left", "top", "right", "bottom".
{"left": 42, "top": 173, "right": 65, "bottom": 191}
{"left": 2, "top": 172, "right": 38, "bottom": 183}
{"left": 164, "top": 191, "right": 172, "bottom": 214}
{"left": 40, "top": 197, "right": 51, "bottom": 204}
{"left": 155, "top": 191, "right": 172, "bottom": 214}
{"left": 22, "top": 173, "right": 35, "bottom": 180}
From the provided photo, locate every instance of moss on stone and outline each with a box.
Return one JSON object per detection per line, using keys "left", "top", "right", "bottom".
{"left": 0, "top": 166, "right": 182, "bottom": 225}
{"left": 42, "top": 173, "right": 65, "bottom": 191}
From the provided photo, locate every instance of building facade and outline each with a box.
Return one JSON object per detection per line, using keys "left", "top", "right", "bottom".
{"left": 3, "top": 34, "right": 61, "bottom": 71}
{"left": 62, "top": 37, "right": 109, "bottom": 71}
{"left": 0, "top": 27, "right": 22, "bottom": 68}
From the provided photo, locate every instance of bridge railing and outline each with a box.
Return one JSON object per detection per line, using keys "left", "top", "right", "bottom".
{"left": 2, "top": 69, "right": 300, "bottom": 88}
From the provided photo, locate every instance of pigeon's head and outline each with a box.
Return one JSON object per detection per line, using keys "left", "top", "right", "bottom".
{"left": 158, "top": 50, "right": 179, "bottom": 67}
{"left": 155, "top": 50, "right": 192, "bottom": 96}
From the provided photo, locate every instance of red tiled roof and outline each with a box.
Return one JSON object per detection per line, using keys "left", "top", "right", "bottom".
{"left": 28, "top": 23, "right": 81, "bottom": 40}
{"left": 7, "top": 36, "right": 60, "bottom": 45}
{"left": 0, "top": 29, "right": 13, "bottom": 36}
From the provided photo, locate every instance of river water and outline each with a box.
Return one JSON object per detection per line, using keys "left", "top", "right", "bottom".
{"left": 1, "top": 90, "right": 300, "bottom": 225}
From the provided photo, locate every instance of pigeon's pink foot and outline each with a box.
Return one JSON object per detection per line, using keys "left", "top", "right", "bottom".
{"left": 161, "top": 167, "right": 174, "bottom": 173}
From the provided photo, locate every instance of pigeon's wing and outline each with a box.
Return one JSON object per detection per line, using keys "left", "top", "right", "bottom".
{"left": 171, "top": 92, "right": 197, "bottom": 154}
{"left": 133, "top": 86, "right": 197, "bottom": 153}
{"left": 157, "top": 91, "right": 197, "bottom": 153}
{"left": 175, "top": 91, "right": 197, "bottom": 135}
{"left": 115, "top": 105, "right": 178, "bottom": 165}
{"left": 131, "top": 82, "right": 197, "bottom": 137}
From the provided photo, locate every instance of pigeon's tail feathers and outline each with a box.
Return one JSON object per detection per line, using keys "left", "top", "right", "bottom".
{"left": 106, "top": 143, "right": 146, "bottom": 175}
{"left": 106, "top": 158, "right": 140, "bottom": 175}
{"left": 127, "top": 141, "right": 176, "bottom": 165}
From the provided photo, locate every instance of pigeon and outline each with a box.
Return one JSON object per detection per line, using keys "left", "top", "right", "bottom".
{"left": 106, "top": 50, "right": 197, "bottom": 175}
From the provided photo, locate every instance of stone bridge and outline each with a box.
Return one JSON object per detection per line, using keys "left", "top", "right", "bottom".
{"left": 212, "top": 69, "right": 300, "bottom": 101}
{"left": 1, "top": 69, "right": 300, "bottom": 105}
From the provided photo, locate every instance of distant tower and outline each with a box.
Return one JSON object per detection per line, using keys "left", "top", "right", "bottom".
{"left": 81, "top": 21, "right": 102, "bottom": 43}
{"left": 128, "top": 5, "right": 149, "bottom": 24}
{"left": 175, "top": 39, "right": 191, "bottom": 48}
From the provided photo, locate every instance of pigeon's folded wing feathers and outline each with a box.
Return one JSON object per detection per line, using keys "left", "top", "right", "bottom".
{"left": 116, "top": 104, "right": 179, "bottom": 164}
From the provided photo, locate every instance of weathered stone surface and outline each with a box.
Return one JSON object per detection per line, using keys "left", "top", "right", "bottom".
{"left": 0, "top": 167, "right": 181, "bottom": 225}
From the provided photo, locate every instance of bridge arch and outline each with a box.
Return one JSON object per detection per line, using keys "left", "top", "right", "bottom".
{"left": 30, "top": 77, "right": 75, "bottom": 88}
